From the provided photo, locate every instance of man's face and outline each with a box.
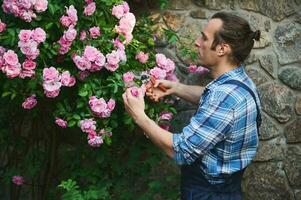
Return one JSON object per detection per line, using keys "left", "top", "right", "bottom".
{"left": 195, "top": 18, "right": 223, "bottom": 68}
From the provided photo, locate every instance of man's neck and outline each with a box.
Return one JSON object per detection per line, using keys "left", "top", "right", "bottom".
{"left": 209, "top": 62, "right": 239, "bottom": 79}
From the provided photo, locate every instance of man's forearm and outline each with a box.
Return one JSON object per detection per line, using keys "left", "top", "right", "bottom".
{"left": 135, "top": 113, "right": 174, "bottom": 158}
{"left": 174, "top": 82, "right": 205, "bottom": 105}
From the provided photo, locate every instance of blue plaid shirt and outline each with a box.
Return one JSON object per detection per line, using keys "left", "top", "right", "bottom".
{"left": 173, "top": 66, "right": 260, "bottom": 184}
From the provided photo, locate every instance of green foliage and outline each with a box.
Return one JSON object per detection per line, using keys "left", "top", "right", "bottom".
{"left": 0, "top": 0, "right": 180, "bottom": 199}
{"left": 58, "top": 179, "right": 110, "bottom": 200}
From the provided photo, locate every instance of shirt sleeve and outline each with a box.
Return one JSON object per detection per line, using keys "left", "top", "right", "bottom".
{"left": 172, "top": 97, "right": 235, "bottom": 165}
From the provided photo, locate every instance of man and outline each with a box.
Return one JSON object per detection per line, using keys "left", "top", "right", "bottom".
{"left": 123, "top": 12, "right": 261, "bottom": 200}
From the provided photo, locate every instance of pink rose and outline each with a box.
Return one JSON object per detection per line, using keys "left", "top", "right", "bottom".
{"left": 3, "top": 50, "right": 19, "bottom": 66}
{"left": 43, "top": 80, "right": 62, "bottom": 92}
{"left": 22, "top": 95, "right": 37, "bottom": 109}
{"left": 112, "top": 2, "right": 129, "bottom": 19}
{"left": 0, "top": 22, "right": 6, "bottom": 33}
{"left": 85, "top": 0, "right": 93, "bottom": 3}
{"left": 66, "top": 5, "right": 78, "bottom": 25}
{"left": 44, "top": 89, "right": 60, "bottom": 98}
{"left": 80, "top": 118, "right": 96, "bottom": 133}
{"left": 89, "top": 96, "right": 107, "bottom": 115}
{"left": 21, "top": 11, "right": 35, "bottom": 22}
{"left": 104, "top": 63, "right": 118, "bottom": 72}
{"left": 83, "top": 46, "right": 99, "bottom": 62}
{"left": 58, "top": 37, "right": 71, "bottom": 47}
{"left": 0, "top": 46, "right": 6, "bottom": 55}
{"left": 122, "top": 2, "right": 130, "bottom": 13}
{"left": 26, "top": 49, "right": 40, "bottom": 60}
{"left": 159, "top": 112, "right": 173, "bottom": 121}
{"left": 4, "top": 64, "right": 22, "bottom": 78}
{"left": 34, "top": 0, "right": 48, "bottom": 13}
{"left": 155, "top": 53, "right": 167, "bottom": 68}
{"left": 160, "top": 58, "right": 175, "bottom": 73}
{"left": 73, "top": 55, "right": 91, "bottom": 71}
{"left": 117, "top": 49, "right": 126, "bottom": 62}
{"left": 135, "top": 52, "right": 149, "bottom": 64}
{"left": 80, "top": 31, "right": 87, "bottom": 41}
{"left": 149, "top": 67, "right": 166, "bottom": 80}
{"left": 122, "top": 71, "right": 135, "bottom": 83}
{"left": 195, "top": 66, "right": 210, "bottom": 74}
{"left": 187, "top": 64, "right": 197, "bottom": 73}
{"left": 18, "top": 40, "right": 38, "bottom": 57}
{"left": 106, "top": 50, "right": 120, "bottom": 66}
{"left": 19, "top": 69, "right": 35, "bottom": 79}
{"left": 58, "top": 46, "right": 70, "bottom": 55}
{"left": 124, "top": 33, "right": 133, "bottom": 43}
{"left": 64, "top": 27, "right": 77, "bottom": 42}
{"left": 83, "top": 2, "right": 96, "bottom": 16}
{"left": 87, "top": 131, "right": 103, "bottom": 147}
{"left": 112, "top": 4, "right": 125, "bottom": 19}
{"left": 61, "top": 71, "right": 76, "bottom": 87}
{"left": 0, "top": 57, "right": 5, "bottom": 69}
{"left": 32, "top": 28, "right": 46, "bottom": 43}
{"left": 22, "top": 59, "right": 36, "bottom": 70}
{"left": 115, "top": 13, "right": 136, "bottom": 35}
{"left": 55, "top": 117, "right": 67, "bottom": 128}
{"left": 18, "top": 0, "right": 31, "bottom": 9}
{"left": 12, "top": 176, "right": 24, "bottom": 185}
{"left": 107, "top": 99, "right": 115, "bottom": 111}
{"left": 113, "top": 38, "right": 125, "bottom": 50}
{"left": 89, "top": 63, "right": 102, "bottom": 72}
{"left": 165, "top": 73, "right": 178, "bottom": 82}
{"left": 89, "top": 26, "right": 100, "bottom": 39}
{"left": 43, "top": 66, "right": 61, "bottom": 92}
{"left": 89, "top": 96, "right": 114, "bottom": 118}
{"left": 94, "top": 53, "right": 106, "bottom": 67}
{"left": 43, "top": 66, "right": 60, "bottom": 82}
{"left": 79, "top": 71, "right": 90, "bottom": 81}
{"left": 130, "top": 86, "right": 140, "bottom": 97}
{"left": 60, "top": 16, "right": 72, "bottom": 27}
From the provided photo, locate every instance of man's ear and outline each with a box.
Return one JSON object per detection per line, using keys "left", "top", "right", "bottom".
{"left": 216, "top": 43, "right": 231, "bottom": 57}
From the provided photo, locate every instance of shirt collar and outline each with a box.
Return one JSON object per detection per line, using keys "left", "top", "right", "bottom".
{"left": 205, "top": 66, "right": 244, "bottom": 90}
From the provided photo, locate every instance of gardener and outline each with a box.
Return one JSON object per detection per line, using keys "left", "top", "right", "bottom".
{"left": 123, "top": 12, "right": 261, "bottom": 200}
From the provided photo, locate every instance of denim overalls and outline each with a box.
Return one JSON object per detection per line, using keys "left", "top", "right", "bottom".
{"left": 180, "top": 79, "right": 261, "bottom": 200}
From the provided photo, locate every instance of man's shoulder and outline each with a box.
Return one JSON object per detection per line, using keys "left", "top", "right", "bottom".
{"left": 208, "top": 81, "right": 248, "bottom": 107}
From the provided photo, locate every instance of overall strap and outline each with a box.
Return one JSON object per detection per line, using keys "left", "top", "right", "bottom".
{"left": 223, "top": 80, "right": 262, "bottom": 130}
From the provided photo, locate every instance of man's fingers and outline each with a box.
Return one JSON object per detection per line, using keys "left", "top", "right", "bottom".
{"left": 145, "top": 91, "right": 153, "bottom": 97}
{"left": 125, "top": 88, "right": 133, "bottom": 99}
{"left": 153, "top": 80, "right": 161, "bottom": 88}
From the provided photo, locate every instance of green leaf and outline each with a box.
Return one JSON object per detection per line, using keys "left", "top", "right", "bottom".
{"left": 73, "top": 114, "right": 81, "bottom": 120}
{"left": 78, "top": 90, "right": 88, "bottom": 97}
{"left": 45, "top": 22, "right": 54, "bottom": 30}
{"left": 10, "top": 93, "right": 16, "bottom": 100}
{"left": 58, "top": 179, "right": 79, "bottom": 191}
{"left": 68, "top": 120, "right": 77, "bottom": 127}
{"left": 104, "top": 137, "right": 112, "bottom": 145}
{"left": 48, "top": 4, "right": 56, "bottom": 15}
{"left": 147, "top": 38, "right": 155, "bottom": 46}
{"left": 113, "top": 84, "right": 118, "bottom": 93}
{"left": 1, "top": 91, "right": 10, "bottom": 97}
{"left": 76, "top": 101, "right": 84, "bottom": 109}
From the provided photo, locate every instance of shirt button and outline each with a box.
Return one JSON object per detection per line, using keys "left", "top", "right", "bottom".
{"left": 184, "top": 153, "right": 189, "bottom": 158}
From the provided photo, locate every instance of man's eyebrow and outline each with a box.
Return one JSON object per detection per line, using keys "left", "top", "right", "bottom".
{"left": 201, "top": 31, "right": 207, "bottom": 39}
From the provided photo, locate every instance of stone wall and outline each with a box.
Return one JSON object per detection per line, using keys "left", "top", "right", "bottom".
{"left": 146, "top": 0, "right": 301, "bottom": 199}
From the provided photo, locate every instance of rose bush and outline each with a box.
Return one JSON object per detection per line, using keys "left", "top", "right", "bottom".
{"left": 0, "top": 0, "right": 180, "bottom": 199}
{"left": 0, "top": 0, "right": 177, "bottom": 147}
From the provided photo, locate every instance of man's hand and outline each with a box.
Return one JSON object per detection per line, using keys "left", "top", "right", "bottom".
{"left": 146, "top": 79, "right": 177, "bottom": 102}
{"left": 122, "top": 88, "right": 146, "bottom": 122}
